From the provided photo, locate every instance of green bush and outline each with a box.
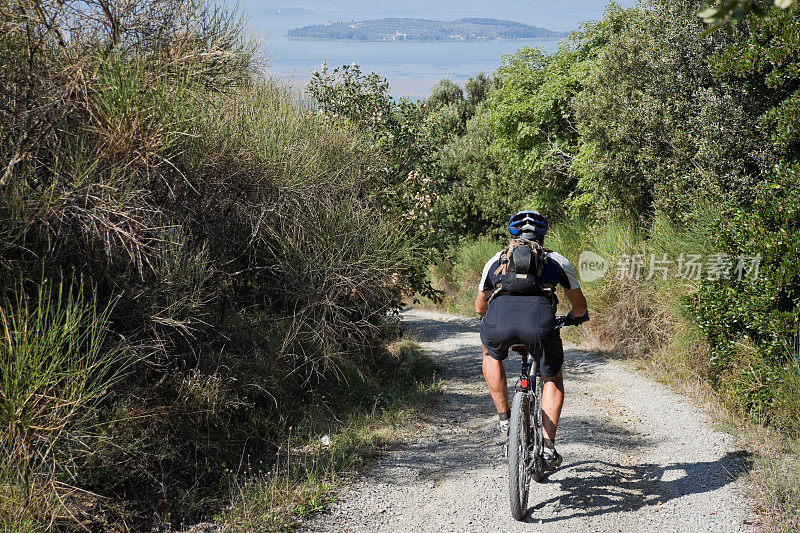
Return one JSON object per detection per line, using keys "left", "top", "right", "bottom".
{"left": 686, "top": 7, "right": 800, "bottom": 434}
{"left": 693, "top": 164, "right": 800, "bottom": 432}
{"left": 433, "top": 109, "right": 522, "bottom": 239}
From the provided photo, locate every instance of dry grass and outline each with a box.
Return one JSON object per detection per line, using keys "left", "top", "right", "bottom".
{"left": 0, "top": 0, "right": 430, "bottom": 529}
{"left": 219, "top": 340, "right": 442, "bottom": 531}
{"left": 750, "top": 443, "right": 800, "bottom": 531}
{"left": 423, "top": 237, "right": 503, "bottom": 316}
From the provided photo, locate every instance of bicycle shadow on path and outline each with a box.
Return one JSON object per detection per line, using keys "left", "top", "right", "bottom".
{"left": 524, "top": 451, "right": 752, "bottom": 523}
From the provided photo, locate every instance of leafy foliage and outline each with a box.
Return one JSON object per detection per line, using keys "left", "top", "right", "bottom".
{"left": 572, "top": 1, "right": 766, "bottom": 220}
{"left": 307, "top": 63, "right": 445, "bottom": 296}
{"left": 692, "top": 163, "right": 800, "bottom": 425}
{"left": 488, "top": 8, "right": 633, "bottom": 218}
{"left": 434, "top": 110, "right": 521, "bottom": 238}
{"left": 698, "top": 0, "right": 797, "bottom": 32}
{"left": 691, "top": 7, "right": 800, "bottom": 429}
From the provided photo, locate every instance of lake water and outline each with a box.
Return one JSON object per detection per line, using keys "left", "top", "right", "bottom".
{"left": 246, "top": 13, "right": 562, "bottom": 99}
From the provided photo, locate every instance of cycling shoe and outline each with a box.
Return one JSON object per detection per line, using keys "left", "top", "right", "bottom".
{"left": 542, "top": 447, "right": 562, "bottom": 471}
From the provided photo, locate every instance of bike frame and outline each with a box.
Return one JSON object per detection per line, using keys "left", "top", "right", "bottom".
{"left": 516, "top": 347, "right": 544, "bottom": 481}
{"left": 508, "top": 320, "right": 569, "bottom": 520}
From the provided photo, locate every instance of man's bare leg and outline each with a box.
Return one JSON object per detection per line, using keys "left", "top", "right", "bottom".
{"left": 482, "top": 346, "right": 509, "bottom": 413}
{"left": 541, "top": 372, "right": 564, "bottom": 442}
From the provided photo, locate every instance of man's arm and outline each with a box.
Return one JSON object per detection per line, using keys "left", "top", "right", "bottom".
{"left": 475, "top": 290, "right": 490, "bottom": 316}
{"left": 564, "top": 287, "right": 588, "bottom": 317}
{"left": 475, "top": 252, "right": 501, "bottom": 316}
{"left": 549, "top": 251, "right": 588, "bottom": 319}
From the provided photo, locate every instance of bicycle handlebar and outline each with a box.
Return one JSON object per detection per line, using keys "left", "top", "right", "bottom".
{"left": 555, "top": 312, "right": 590, "bottom": 329}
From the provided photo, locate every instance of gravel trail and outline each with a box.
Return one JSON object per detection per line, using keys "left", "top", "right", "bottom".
{"left": 306, "top": 308, "right": 755, "bottom": 532}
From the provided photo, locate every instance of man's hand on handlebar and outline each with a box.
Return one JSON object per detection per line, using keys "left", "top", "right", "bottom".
{"left": 556, "top": 311, "right": 590, "bottom": 328}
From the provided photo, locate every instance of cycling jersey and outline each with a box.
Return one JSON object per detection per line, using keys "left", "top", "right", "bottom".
{"left": 478, "top": 251, "right": 581, "bottom": 294}
{"left": 479, "top": 251, "right": 580, "bottom": 376}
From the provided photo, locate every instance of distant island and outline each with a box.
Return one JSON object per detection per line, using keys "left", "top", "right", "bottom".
{"left": 288, "top": 18, "right": 569, "bottom": 42}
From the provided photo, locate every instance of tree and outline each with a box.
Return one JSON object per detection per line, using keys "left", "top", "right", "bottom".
{"left": 307, "top": 62, "right": 447, "bottom": 295}
{"left": 427, "top": 78, "right": 464, "bottom": 110}
{"left": 698, "top": 0, "right": 797, "bottom": 31}
{"left": 570, "top": 0, "right": 765, "bottom": 220}
{"left": 434, "top": 107, "right": 520, "bottom": 238}
{"left": 464, "top": 72, "right": 501, "bottom": 112}
{"left": 487, "top": 4, "right": 637, "bottom": 218}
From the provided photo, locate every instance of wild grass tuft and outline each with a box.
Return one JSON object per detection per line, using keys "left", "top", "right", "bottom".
{"left": 0, "top": 277, "right": 129, "bottom": 529}
{"left": 750, "top": 441, "right": 800, "bottom": 532}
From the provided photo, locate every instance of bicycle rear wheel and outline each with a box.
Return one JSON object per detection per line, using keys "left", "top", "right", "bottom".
{"left": 508, "top": 391, "right": 530, "bottom": 521}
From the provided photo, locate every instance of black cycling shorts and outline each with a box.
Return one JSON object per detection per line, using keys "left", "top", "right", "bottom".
{"left": 480, "top": 295, "right": 564, "bottom": 378}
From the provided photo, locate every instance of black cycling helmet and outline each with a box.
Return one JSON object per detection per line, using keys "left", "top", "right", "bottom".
{"left": 508, "top": 210, "right": 549, "bottom": 240}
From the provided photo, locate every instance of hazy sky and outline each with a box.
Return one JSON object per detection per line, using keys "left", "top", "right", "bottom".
{"left": 232, "top": 0, "right": 638, "bottom": 32}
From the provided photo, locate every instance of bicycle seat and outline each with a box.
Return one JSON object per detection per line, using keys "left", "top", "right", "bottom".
{"left": 510, "top": 343, "right": 527, "bottom": 354}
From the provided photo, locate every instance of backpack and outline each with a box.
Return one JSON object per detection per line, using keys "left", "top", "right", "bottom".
{"left": 487, "top": 238, "right": 555, "bottom": 304}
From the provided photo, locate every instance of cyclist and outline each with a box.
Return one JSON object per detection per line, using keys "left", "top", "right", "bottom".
{"left": 475, "top": 210, "right": 588, "bottom": 471}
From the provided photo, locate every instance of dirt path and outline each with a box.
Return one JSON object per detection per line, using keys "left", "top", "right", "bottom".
{"left": 306, "top": 308, "right": 755, "bottom": 532}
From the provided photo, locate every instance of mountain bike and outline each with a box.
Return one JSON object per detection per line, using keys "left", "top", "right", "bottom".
{"left": 508, "top": 316, "right": 570, "bottom": 521}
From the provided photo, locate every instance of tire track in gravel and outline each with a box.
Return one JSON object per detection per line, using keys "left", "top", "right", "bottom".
{"left": 305, "top": 308, "right": 756, "bottom": 533}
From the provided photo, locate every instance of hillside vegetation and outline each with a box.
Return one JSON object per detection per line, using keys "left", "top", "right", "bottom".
{"left": 0, "top": 0, "right": 439, "bottom": 529}
{"left": 4, "top": 0, "right": 800, "bottom": 530}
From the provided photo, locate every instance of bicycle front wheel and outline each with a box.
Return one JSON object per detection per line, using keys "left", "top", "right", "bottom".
{"left": 508, "top": 391, "right": 530, "bottom": 521}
